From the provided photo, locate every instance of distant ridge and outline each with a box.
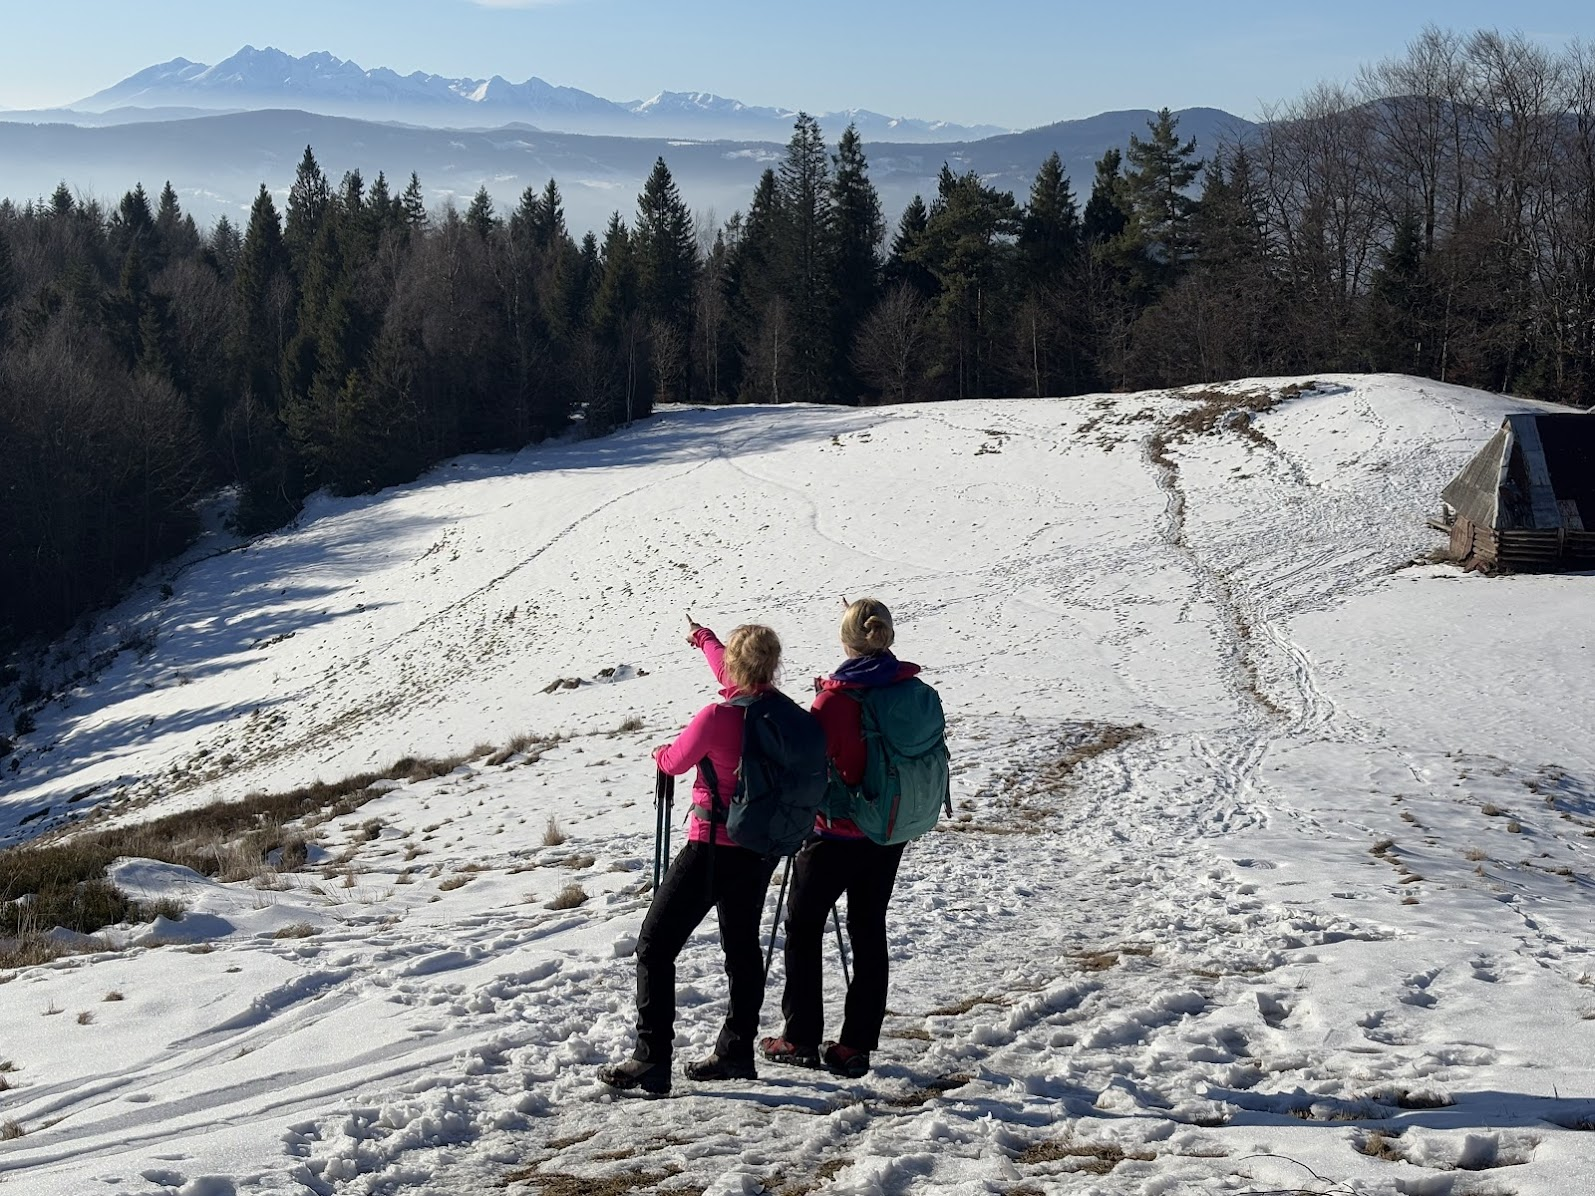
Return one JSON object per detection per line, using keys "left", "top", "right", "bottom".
{"left": 0, "top": 104, "right": 1253, "bottom": 237}
{"left": 74, "top": 45, "right": 1014, "bottom": 143}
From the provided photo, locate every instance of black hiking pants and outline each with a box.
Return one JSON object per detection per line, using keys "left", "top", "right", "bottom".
{"left": 779, "top": 836, "right": 907, "bottom": 1051}
{"left": 633, "top": 840, "right": 778, "bottom": 1066}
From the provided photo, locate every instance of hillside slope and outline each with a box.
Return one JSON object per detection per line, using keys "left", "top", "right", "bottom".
{"left": 2, "top": 375, "right": 1593, "bottom": 1195}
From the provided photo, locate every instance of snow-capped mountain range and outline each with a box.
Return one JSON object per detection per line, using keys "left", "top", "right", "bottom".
{"left": 72, "top": 45, "right": 1011, "bottom": 142}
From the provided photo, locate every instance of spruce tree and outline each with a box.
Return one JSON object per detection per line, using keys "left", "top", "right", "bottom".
{"left": 829, "top": 124, "right": 885, "bottom": 402}
{"left": 590, "top": 212, "right": 641, "bottom": 428}
{"left": 1019, "top": 152, "right": 1081, "bottom": 285}
{"left": 0, "top": 225, "right": 15, "bottom": 345}
{"left": 466, "top": 186, "right": 497, "bottom": 240}
{"left": 775, "top": 113, "right": 834, "bottom": 403}
{"left": 1082, "top": 149, "right": 1129, "bottom": 246}
{"left": 633, "top": 158, "right": 698, "bottom": 406}
{"left": 1012, "top": 153, "right": 1084, "bottom": 397}
{"left": 724, "top": 169, "right": 788, "bottom": 403}
{"left": 884, "top": 196, "right": 936, "bottom": 299}
{"left": 914, "top": 167, "right": 1021, "bottom": 398}
{"left": 402, "top": 173, "right": 428, "bottom": 230}
{"left": 285, "top": 146, "right": 331, "bottom": 278}
{"left": 1122, "top": 108, "right": 1204, "bottom": 282}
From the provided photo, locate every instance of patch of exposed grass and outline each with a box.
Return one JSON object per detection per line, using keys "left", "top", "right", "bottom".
{"left": 1356, "top": 1129, "right": 1407, "bottom": 1161}
{"left": 923, "top": 994, "right": 1004, "bottom": 1017}
{"left": 0, "top": 760, "right": 432, "bottom": 949}
{"left": 501, "top": 1165, "right": 682, "bottom": 1194}
{"left": 1, "top": 1119, "right": 23, "bottom": 1140}
{"left": 438, "top": 875, "right": 471, "bottom": 892}
{"left": 543, "top": 817, "right": 568, "bottom": 847}
{"left": 561, "top": 854, "right": 597, "bottom": 871}
{"left": 545, "top": 1129, "right": 600, "bottom": 1150}
{"left": 885, "top": 1073, "right": 973, "bottom": 1108}
{"left": 1076, "top": 951, "right": 1122, "bottom": 972}
{"left": 1016, "top": 1139, "right": 1154, "bottom": 1173}
{"left": 272, "top": 922, "right": 318, "bottom": 939}
{"left": 615, "top": 716, "right": 644, "bottom": 734}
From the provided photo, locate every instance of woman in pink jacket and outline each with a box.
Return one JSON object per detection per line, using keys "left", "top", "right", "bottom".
{"left": 598, "top": 618, "right": 782, "bottom": 1095}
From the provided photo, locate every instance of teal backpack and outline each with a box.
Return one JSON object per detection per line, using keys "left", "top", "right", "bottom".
{"left": 826, "top": 678, "right": 952, "bottom": 844}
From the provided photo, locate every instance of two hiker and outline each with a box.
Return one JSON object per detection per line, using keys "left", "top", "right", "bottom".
{"left": 598, "top": 598, "right": 947, "bottom": 1095}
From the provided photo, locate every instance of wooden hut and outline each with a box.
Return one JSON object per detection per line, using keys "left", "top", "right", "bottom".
{"left": 1441, "top": 412, "right": 1595, "bottom": 572}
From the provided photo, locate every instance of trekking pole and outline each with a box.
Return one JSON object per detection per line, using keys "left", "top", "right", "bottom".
{"left": 652, "top": 769, "right": 674, "bottom": 890}
{"left": 832, "top": 905, "right": 851, "bottom": 988}
{"left": 764, "top": 856, "right": 792, "bottom": 981}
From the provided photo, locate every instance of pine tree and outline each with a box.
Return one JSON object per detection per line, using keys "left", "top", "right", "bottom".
{"left": 829, "top": 124, "right": 884, "bottom": 402}
{"left": 235, "top": 185, "right": 295, "bottom": 408}
{"left": 109, "top": 184, "right": 156, "bottom": 267}
{"left": 724, "top": 170, "right": 789, "bottom": 403}
{"left": 1369, "top": 208, "right": 1432, "bottom": 374}
{"left": 1122, "top": 108, "right": 1204, "bottom": 283}
{"left": 1019, "top": 152, "right": 1081, "bottom": 285}
{"left": 466, "top": 187, "right": 497, "bottom": 240}
{"left": 590, "top": 212, "right": 641, "bottom": 429}
{"left": 402, "top": 173, "right": 428, "bottom": 230}
{"left": 285, "top": 146, "right": 331, "bottom": 278}
{"left": 884, "top": 196, "right": 936, "bottom": 299}
{"left": 1082, "top": 149, "right": 1129, "bottom": 246}
{"left": 1011, "top": 153, "right": 1084, "bottom": 397}
{"left": 913, "top": 167, "right": 1021, "bottom": 398}
{"left": 208, "top": 215, "right": 243, "bottom": 281}
{"left": 0, "top": 225, "right": 16, "bottom": 346}
{"left": 775, "top": 113, "right": 834, "bottom": 403}
{"left": 633, "top": 158, "right": 698, "bottom": 406}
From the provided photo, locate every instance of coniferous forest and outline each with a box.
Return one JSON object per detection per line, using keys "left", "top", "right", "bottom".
{"left": 1, "top": 27, "right": 1593, "bottom": 667}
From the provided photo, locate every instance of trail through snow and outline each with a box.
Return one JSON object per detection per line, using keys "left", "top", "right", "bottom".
{"left": 2, "top": 375, "right": 1593, "bottom": 1195}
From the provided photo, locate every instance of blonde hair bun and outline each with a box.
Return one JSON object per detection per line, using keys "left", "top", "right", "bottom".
{"left": 840, "top": 597, "right": 895, "bottom": 654}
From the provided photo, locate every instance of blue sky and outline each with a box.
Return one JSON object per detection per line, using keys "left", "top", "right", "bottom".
{"left": 4, "top": 0, "right": 1591, "bottom": 128}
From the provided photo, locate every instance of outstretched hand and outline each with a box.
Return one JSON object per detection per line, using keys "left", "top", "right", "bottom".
{"left": 685, "top": 611, "right": 703, "bottom": 645}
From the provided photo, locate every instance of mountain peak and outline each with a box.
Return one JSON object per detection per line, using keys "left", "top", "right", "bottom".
{"left": 74, "top": 46, "right": 1011, "bottom": 143}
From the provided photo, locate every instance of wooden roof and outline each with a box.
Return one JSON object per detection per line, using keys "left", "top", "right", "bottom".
{"left": 1442, "top": 413, "right": 1595, "bottom": 532}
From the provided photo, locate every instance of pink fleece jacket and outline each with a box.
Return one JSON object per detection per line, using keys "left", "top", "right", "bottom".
{"left": 652, "top": 627, "right": 767, "bottom": 848}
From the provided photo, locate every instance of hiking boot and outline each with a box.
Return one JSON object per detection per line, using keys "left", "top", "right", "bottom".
{"left": 683, "top": 1053, "right": 757, "bottom": 1082}
{"left": 597, "top": 1057, "right": 671, "bottom": 1095}
{"left": 759, "top": 1036, "right": 820, "bottom": 1068}
{"left": 822, "top": 1042, "right": 870, "bottom": 1078}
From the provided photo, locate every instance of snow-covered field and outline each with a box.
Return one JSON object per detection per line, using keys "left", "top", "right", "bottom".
{"left": 2, "top": 375, "right": 1593, "bottom": 1196}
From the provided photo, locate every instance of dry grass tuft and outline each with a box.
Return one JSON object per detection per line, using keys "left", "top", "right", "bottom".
{"left": 549, "top": 884, "right": 589, "bottom": 910}
{"left": 1076, "top": 951, "right": 1121, "bottom": 972}
{"left": 561, "top": 854, "right": 597, "bottom": 871}
{"left": 543, "top": 817, "right": 568, "bottom": 847}
{"left": 924, "top": 994, "right": 1004, "bottom": 1017}
{"left": 0, "top": 755, "right": 447, "bottom": 957}
{"left": 1356, "top": 1129, "right": 1407, "bottom": 1161}
{"left": 545, "top": 1129, "right": 600, "bottom": 1150}
{"left": 103, "top": 991, "right": 124, "bottom": 1001}
{"left": 1, "top": 1119, "right": 23, "bottom": 1141}
{"left": 614, "top": 716, "right": 644, "bottom": 734}
{"left": 75, "top": 1010, "right": 94, "bottom": 1025}
{"left": 1016, "top": 1139, "right": 1154, "bottom": 1173}
{"left": 500, "top": 1165, "right": 681, "bottom": 1194}
{"left": 438, "top": 875, "right": 471, "bottom": 892}
{"left": 885, "top": 1073, "right": 973, "bottom": 1108}
{"left": 272, "top": 922, "right": 318, "bottom": 939}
